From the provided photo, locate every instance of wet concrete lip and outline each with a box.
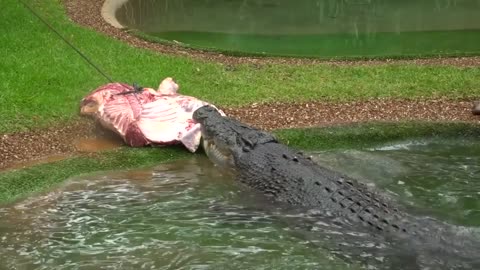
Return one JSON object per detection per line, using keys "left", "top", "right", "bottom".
{"left": 101, "top": 0, "right": 128, "bottom": 29}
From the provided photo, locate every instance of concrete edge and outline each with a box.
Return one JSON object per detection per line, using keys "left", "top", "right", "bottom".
{"left": 101, "top": 0, "right": 129, "bottom": 29}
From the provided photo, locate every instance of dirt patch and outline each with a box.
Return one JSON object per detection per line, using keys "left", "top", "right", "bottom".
{"left": 63, "top": 0, "right": 480, "bottom": 67}
{"left": 1, "top": 99, "right": 479, "bottom": 170}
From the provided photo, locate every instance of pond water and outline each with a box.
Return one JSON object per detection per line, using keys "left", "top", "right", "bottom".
{"left": 0, "top": 137, "right": 479, "bottom": 269}
{"left": 115, "top": 0, "right": 480, "bottom": 58}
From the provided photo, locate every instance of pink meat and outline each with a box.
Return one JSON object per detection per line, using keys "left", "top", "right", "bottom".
{"left": 80, "top": 78, "right": 224, "bottom": 152}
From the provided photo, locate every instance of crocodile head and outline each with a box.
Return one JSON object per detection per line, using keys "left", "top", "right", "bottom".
{"left": 193, "top": 105, "right": 277, "bottom": 169}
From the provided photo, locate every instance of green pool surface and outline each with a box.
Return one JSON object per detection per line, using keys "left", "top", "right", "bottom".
{"left": 148, "top": 29, "right": 480, "bottom": 58}
{"left": 116, "top": 0, "right": 480, "bottom": 58}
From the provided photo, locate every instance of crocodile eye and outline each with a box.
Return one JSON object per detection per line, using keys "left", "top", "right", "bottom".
{"left": 241, "top": 137, "right": 254, "bottom": 147}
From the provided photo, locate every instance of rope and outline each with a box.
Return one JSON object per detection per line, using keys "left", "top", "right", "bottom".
{"left": 18, "top": 0, "right": 114, "bottom": 83}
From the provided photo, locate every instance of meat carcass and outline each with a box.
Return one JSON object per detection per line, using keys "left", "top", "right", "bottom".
{"left": 80, "top": 77, "right": 225, "bottom": 152}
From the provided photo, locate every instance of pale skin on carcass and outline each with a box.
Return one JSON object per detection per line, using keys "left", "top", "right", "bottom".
{"left": 80, "top": 77, "right": 224, "bottom": 152}
{"left": 157, "top": 77, "right": 179, "bottom": 95}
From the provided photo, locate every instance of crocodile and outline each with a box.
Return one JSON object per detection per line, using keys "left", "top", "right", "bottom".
{"left": 192, "top": 105, "right": 480, "bottom": 269}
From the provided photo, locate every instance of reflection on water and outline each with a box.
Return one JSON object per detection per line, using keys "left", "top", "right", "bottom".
{"left": 115, "top": 0, "right": 480, "bottom": 57}
{"left": 0, "top": 138, "right": 479, "bottom": 269}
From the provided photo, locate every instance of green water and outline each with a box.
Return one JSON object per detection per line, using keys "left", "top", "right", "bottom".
{"left": 0, "top": 138, "right": 479, "bottom": 269}
{"left": 116, "top": 0, "right": 480, "bottom": 58}
{"left": 314, "top": 138, "right": 480, "bottom": 226}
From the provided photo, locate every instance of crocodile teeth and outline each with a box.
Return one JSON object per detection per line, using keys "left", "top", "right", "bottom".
{"left": 202, "top": 139, "right": 233, "bottom": 168}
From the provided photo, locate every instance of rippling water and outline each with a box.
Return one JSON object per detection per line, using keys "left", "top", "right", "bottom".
{"left": 0, "top": 157, "right": 353, "bottom": 270}
{"left": 314, "top": 138, "right": 480, "bottom": 226}
{"left": 0, "top": 138, "right": 479, "bottom": 269}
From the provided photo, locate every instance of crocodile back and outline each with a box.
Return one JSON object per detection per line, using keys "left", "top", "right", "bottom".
{"left": 234, "top": 141, "right": 428, "bottom": 237}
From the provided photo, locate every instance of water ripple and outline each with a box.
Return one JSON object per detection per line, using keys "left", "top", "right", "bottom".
{"left": 1, "top": 138, "right": 479, "bottom": 269}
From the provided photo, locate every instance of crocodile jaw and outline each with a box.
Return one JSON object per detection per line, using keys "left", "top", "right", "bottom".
{"left": 202, "top": 138, "right": 235, "bottom": 169}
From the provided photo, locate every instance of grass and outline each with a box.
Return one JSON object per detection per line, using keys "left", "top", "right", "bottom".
{"left": 1, "top": 0, "right": 480, "bottom": 133}
{"left": 1, "top": 121, "right": 479, "bottom": 204}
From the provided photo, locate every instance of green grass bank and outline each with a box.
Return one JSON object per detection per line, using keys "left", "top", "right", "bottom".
{"left": 1, "top": 0, "right": 480, "bottom": 133}
{"left": 1, "top": 122, "right": 479, "bottom": 204}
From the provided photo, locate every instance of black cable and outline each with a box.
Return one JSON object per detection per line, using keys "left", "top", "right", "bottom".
{"left": 18, "top": 0, "right": 114, "bottom": 83}
{"left": 115, "top": 83, "right": 144, "bottom": 96}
